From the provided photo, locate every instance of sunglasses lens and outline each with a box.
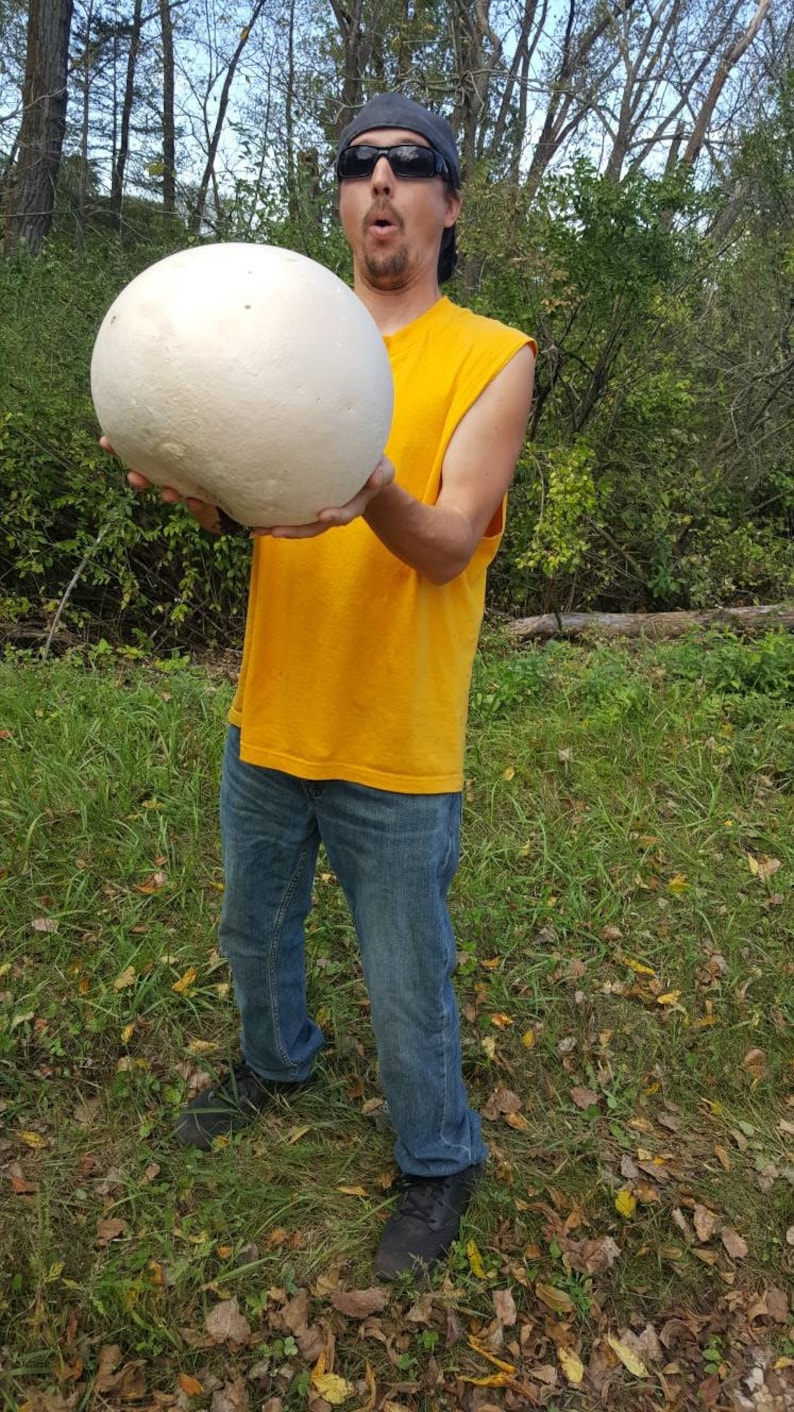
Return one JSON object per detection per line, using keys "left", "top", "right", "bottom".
{"left": 388, "top": 145, "right": 437, "bottom": 177}
{"left": 338, "top": 144, "right": 443, "bottom": 179}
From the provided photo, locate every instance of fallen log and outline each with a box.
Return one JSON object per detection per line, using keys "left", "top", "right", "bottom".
{"left": 506, "top": 604, "right": 794, "bottom": 641}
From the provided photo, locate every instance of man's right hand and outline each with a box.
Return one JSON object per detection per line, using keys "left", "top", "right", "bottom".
{"left": 100, "top": 436, "right": 226, "bottom": 534}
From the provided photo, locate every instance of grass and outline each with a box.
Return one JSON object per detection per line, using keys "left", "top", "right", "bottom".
{"left": 0, "top": 629, "right": 792, "bottom": 1410}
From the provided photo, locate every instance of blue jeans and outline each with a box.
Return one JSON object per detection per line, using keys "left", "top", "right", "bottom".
{"left": 218, "top": 726, "right": 487, "bottom": 1177}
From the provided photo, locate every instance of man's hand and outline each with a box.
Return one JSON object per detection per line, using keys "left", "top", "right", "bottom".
{"left": 101, "top": 436, "right": 393, "bottom": 539}
{"left": 101, "top": 436, "right": 232, "bottom": 535}
{"left": 256, "top": 457, "right": 395, "bottom": 540}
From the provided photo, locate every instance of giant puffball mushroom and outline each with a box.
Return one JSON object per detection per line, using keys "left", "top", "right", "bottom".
{"left": 91, "top": 242, "right": 394, "bottom": 527}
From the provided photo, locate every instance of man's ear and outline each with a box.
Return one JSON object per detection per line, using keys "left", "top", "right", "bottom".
{"left": 444, "top": 188, "right": 462, "bottom": 228}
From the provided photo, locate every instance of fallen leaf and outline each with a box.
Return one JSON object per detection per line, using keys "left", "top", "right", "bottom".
{"left": 693, "top": 1204, "right": 719, "bottom": 1243}
{"left": 557, "top": 1347, "right": 584, "bottom": 1385}
{"left": 113, "top": 965, "right": 137, "bottom": 991}
{"left": 330, "top": 1287, "right": 387, "bottom": 1319}
{"left": 19, "top": 1130, "right": 49, "bottom": 1149}
{"left": 96, "top": 1218, "right": 127, "bottom": 1243}
{"left": 211, "top": 1375, "right": 248, "bottom": 1412}
{"left": 505, "top": 1111, "right": 530, "bottom": 1131}
{"left": 571, "top": 1086, "right": 599, "bottom": 1109}
{"left": 135, "top": 870, "right": 168, "bottom": 893}
{"left": 172, "top": 967, "right": 197, "bottom": 994}
{"left": 483, "top": 1085, "right": 522, "bottom": 1118}
{"left": 492, "top": 1287, "right": 517, "bottom": 1326}
{"left": 204, "top": 1297, "right": 251, "bottom": 1346}
{"left": 615, "top": 1190, "right": 636, "bottom": 1219}
{"left": 32, "top": 917, "right": 59, "bottom": 933}
{"left": 747, "top": 853, "right": 781, "bottom": 880}
{"left": 786, "top": 1225, "right": 794, "bottom": 1246}
{"left": 741, "top": 1047, "right": 767, "bottom": 1082}
{"left": 667, "top": 874, "right": 688, "bottom": 893}
{"left": 311, "top": 1373, "right": 355, "bottom": 1405}
{"left": 489, "top": 1013, "right": 513, "bottom": 1028}
{"left": 606, "top": 1333, "right": 648, "bottom": 1378}
{"left": 657, "top": 990, "right": 682, "bottom": 1006}
{"left": 503, "top": 765, "right": 516, "bottom": 781}
{"left": 522, "top": 1029, "right": 536, "bottom": 1048}
{"left": 720, "top": 1226, "right": 748, "bottom": 1259}
{"left": 337, "top": 1185, "right": 367, "bottom": 1197}
{"left": 619, "top": 954, "right": 655, "bottom": 975}
{"left": 179, "top": 1374, "right": 204, "bottom": 1396}
{"left": 467, "top": 1240, "right": 486, "bottom": 1278}
{"left": 535, "top": 1283, "right": 574, "bottom": 1314}
{"left": 714, "top": 1144, "right": 731, "bottom": 1171}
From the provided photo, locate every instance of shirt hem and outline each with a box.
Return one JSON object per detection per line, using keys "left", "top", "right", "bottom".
{"left": 228, "top": 715, "right": 462, "bottom": 794}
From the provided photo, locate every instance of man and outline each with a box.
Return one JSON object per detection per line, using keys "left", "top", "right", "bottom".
{"left": 113, "top": 93, "right": 536, "bottom": 1280}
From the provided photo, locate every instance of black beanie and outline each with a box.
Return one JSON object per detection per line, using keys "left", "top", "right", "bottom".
{"left": 336, "top": 93, "right": 460, "bottom": 284}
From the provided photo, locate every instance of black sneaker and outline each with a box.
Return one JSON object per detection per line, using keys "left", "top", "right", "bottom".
{"left": 174, "top": 1060, "right": 309, "bottom": 1150}
{"left": 374, "top": 1164, "right": 483, "bottom": 1280}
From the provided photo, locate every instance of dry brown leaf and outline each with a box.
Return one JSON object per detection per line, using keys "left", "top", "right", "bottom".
{"left": 492, "top": 1287, "right": 517, "bottom": 1326}
{"left": 113, "top": 965, "right": 137, "bottom": 991}
{"left": 405, "top": 1291, "right": 435, "bottom": 1325}
{"left": 535, "top": 1283, "right": 574, "bottom": 1314}
{"left": 720, "top": 1226, "right": 748, "bottom": 1259}
{"left": 693, "top": 1204, "right": 719, "bottom": 1242}
{"left": 96, "top": 1217, "right": 127, "bottom": 1244}
{"left": 32, "top": 917, "right": 59, "bottom": 933}
{"left": 204, "top": 1297, "right": 251, "bottom": 1346}
{"left": 211, "top": 1376, "right": 248, "bottom": 1412}
{"left": 560, "top": 1234, "right": 621, "bottom": 1275}
{"left": 483, "top": 1085, "right": 522, "bottom": 1119}
{"left": 330, "top": 1288, "right": 387, "bottom": 1319}
{"left": 713, "top": 1144, "right": 731, "bottom": 1171}
{"left": 571, "top": 1086, "right": 599, "bottom": 1109}
{"left": 178, "top": 1374, "right": 203, "bottom": 1396}
{"left": 741, "top": 1047, "right": 767, "bottom": 1082}
{"left": 786, "top": 1225, "right": 794, "bottom": 1246}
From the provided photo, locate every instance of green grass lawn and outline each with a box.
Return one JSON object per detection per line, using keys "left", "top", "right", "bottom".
{"left": 1, "top": 630, "right": 792, "bottom": 1411}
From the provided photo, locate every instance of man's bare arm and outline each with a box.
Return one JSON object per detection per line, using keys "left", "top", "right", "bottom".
{"left": 361, "top": 344, "right": 535, "bottom": 584}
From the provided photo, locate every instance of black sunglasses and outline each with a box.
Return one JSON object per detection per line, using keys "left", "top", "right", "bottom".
{"left": 336, "top": 143, "right": 449, "bottom": 182}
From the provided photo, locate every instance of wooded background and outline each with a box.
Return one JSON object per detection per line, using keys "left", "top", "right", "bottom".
{"left": 0, "top": 0, "right": 791, "bottom": 647}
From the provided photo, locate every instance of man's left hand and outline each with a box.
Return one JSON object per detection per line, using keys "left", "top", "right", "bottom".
{"left": 255, "top": 457, "right": 395, "bottom": 540}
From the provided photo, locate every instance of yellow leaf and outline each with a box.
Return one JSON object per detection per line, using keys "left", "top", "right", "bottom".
{"left": 558, "top": 1347, "right": 585, "bottom": 1385}
{"left": 186, "top": 1038, "right": 218, "bottom": 1055}
{"left": 311, "top": 1373, "right": 355, "bottom": 1405}
{"left": 615, "top": 1189, "right": 637, "bottom": 1219}
{"left": 503, "top": 765, "right": 515, "bottom": 781}
{"left": 113, "top": 965, "right": 136, "bottom": 991}
{"left": 20, "top": 1131, "right": 49, "bottom": 1149}
{"left": 459, "top": 1373, "right": 514, "bottom": 1388}
{"left": 481, "top": 1036, "right": 497, "bottom": 1060}
{"left": 287, "top": 1124, "right": 311, "bottom": 1144}
{"left": 607, "top": 1333, "right": 648, "bottom": 1378}
{"left": 467, "top": 1239, "right": 486, "bottom": 1278}
{"left": 490, "top": 1013, "right": 513, "bottom": 1028}
{"left": 657, "top": 990, "right": 681, "bottom": 1006}
{"left": 619, "top": 955, "right": 656, "bottom": 977}
{"left": 178, "top": 1374, "right": 203, "bottom": 1396}
{"left": 505, "top": 1111, "right": 530, "bottom": 1131}
{"left": 172, "top": 966, "right": 197, "bottom": 994}
{"left": 667, "top": 874, "right": 688, "bottom": 893}
{"left": 467, "top": 1339, "right": 516, "bottom": 1373}
{"left": 522, "top": 1029, "right": 536, "bottom": 1048}
{"left": 481, "top": 956, "right": 501, "bottom": 969}
{"left": 121, "top": 1022, "right": 135, "bottom": 1043}
{"left": 337, "top": 1185, "right": 367, "bottom": 1197}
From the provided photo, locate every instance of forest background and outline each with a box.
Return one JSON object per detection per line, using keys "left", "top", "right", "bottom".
{"left": 0, "top": 0, "right": 792, "bottom": 649}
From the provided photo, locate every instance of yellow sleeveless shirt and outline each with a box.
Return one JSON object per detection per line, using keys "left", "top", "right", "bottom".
{"left": 229, "top": 295, "right": 533, "bottom": 792}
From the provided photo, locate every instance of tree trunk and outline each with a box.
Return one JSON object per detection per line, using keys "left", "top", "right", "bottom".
{"left": 506, "top": 605, "right": 794, "bottom": 641}
{"left": 110, "top": 0, "right": 142, "bottom": 231}
{"left": 190, "top": 0, "right": 267, "bottom": 235}
{"left": 679, "top": 0, "right": 772, "bottom": 169}
{"left": 160, "top": 0, "right": 176, "bottom": 215}
{"left": 4, "top": 0, "right": 74, "bottom": 256}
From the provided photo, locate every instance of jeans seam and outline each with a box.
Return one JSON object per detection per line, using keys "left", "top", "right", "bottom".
{"left": 267, "top": 836, "right": 316, "bottom": 1074}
